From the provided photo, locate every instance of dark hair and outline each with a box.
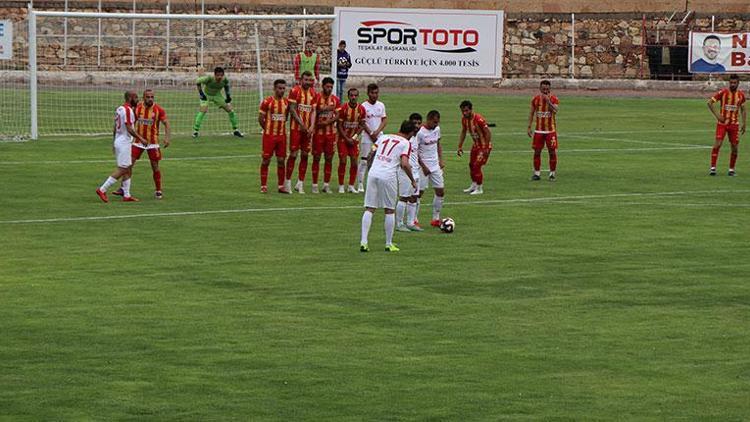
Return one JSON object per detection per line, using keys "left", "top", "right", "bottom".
{"left": 124, "top": 90, "right": 132, "bottom": 100}
{"left": 409, "top": 112, "right": 423, "bottom": 121}
{"left": 301, "top": 70, "right": 313, "bottom": 78}
{"left": 400, "top": 120, "right": 417, "bottom": 135}
{"left": 143, "top": 88, "right": 154, "bottom": 95}
{"left": 339, "top": 40, "right": 346, "bottom": 46}
{"left": 459, "top": 100, "right": 473, "bottom": 110}
{"left": 273, "top": 79, "right": 286, "bottom": 87}
{"left": 322, "top": 77, "right": 334, "bottom": 86}
{"left": 729, "top": 74, "right": 740, "bottom": 81}
{"left": 214, "top": 66, "right": 225, "bottom": 74}
{"left": 426, "top": 110, "right": 440, "bottom": 120}
{"left": 540, "top": 79, "right": 551, "bottom": 86}
{"left": 347, "top": 87, "right": 359, "bottom": 96}
{"left": 703, "top": 35, "right": 721, "bottom": 45}
{"left": 367, "top": 83, "right": 379, "bottom": 93}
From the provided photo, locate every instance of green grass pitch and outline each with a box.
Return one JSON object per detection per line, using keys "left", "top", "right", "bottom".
{"left": 1, "top": 92, "right": 749, "bottom": 419}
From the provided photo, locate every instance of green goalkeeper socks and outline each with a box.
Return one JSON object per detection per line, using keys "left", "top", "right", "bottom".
{"left": 193, "top": 111, "right": 206, "bottom": 131}
{"left": 228, "top": 111, "right": 238, "bottom": 130}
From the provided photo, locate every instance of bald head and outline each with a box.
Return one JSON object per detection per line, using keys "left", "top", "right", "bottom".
{"left": 124, "top": 90, "right": 139, "bottom": 107}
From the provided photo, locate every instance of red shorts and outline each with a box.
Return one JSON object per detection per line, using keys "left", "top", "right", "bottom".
{"left": 470, "top": 146, "right": 491, "bottom": 165}
{"left": 532, "top": 132, "right": 558, "bottom": 150}
{"left": 131, "top": 145, "right": 161, "bottom": 162}
{"left": 290, "top": 129, "right": 312, "bottom": 153}
{"left": 262, "top": 134, "right": 287, "bottom": 159}
{"left": 716, "top": 124, "right": 740, "bottom": 145}
{"left": 337, "top": 138, "right": 360, "bottom": 158}
{"left": 313, "top": 133, "right": 336, "bottom": 156}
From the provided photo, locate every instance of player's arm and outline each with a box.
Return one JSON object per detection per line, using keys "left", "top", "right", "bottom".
{"left": 163, "top": 118, "right": 171, "bottom": 148}
{"left": 196, "top": 77, "right": 207, "bottom": 101}
{"left": 223, "top": 81, "right": 232, "bottom": 104}
{"left": 527, "top": 103, "right": 536, "bottom": 137}
{"left": 437, "top": 138, "right": 444, "bottom": 169}
{"left": 548, "top": 96, "right": 559, "bottom": 114}
{"left": 336, "top": 115, "right": 350, "bottom": 143}
{"left": 457, "top": 126, "right": 467, "bottom": 157}
{"left": 481, "top": 125, "right": 492, "bottom": 150}
{"left": 400, "top": 155, "right": 416, "bottom": 188}
{"left": 288, "top": 102, "right": 307, "bottom": 133}
{"left": 366, "top": 147, "right": 376, "bottom": 170}
{"left": 372, "top": 116, "right": 387, "bottom": 139}
{"left": 308, "top": 106, "right": 317, "bottom": 134}
{"left": 708, "top": 97, "right": 724, "bottom": 123}
{"left": 126, "top": 121, "right": 146, "bottom": 145}
{"left": 258, "top": 100, "right": 268, "bottom": 129}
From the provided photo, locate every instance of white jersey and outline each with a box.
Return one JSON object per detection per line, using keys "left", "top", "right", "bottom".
{"left": 407, "top": 135, "right": 420, "bottom": 171}
{"left": 361, "top": 100, "right": 387, "bottom": 143}
{"left": 417, "top": 125, "right": 441, "bottom": 170}
{"left": 114, "top": 104, "right": 135, "bottom": 145}
{"left": 368, "top": 134, "right": 411, "bottom": 180}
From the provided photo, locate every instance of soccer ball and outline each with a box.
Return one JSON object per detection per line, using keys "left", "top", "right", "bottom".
{"left": 439, "top": 218, "right": 455, "bottom": 233}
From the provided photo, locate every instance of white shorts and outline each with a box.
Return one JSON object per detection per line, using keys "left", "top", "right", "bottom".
{"left": 398, "top": 168, "right": 420, "bottom": 198}
{"left": 419, "top": 166, "right": 444, "bottom": 190}
{"left": 360, "top": 134, "right": 384, "bottom": 159}
{"left": 364, "top": 175, "right": 398, "bottom": 210}
{"left": 114, "top": 142, "right": 132, "bottom": 168}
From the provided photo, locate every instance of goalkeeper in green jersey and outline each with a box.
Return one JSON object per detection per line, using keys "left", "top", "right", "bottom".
{"left": 192, "top": 66, "right": 243, "bottom": 138}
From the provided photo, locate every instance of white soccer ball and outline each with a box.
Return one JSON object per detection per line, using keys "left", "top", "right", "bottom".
{"left": 439, "top": 217, "right": 455, "bottom": 233}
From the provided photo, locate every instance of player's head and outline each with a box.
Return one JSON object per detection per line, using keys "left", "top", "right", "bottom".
{"left": 399, "top": 120, "right": 418, "bottom": 138}
{"left": 338, "top": 40, "right": 346, "bottom": 51}
{"left": 540, "top": 80, "right": 551, "bottom": 95}
{"left": 301, "top": 71, "right": 314, "bottom": 89}
{"left": 729, "top": 73, "right": 740, "bottom": 91}
{"left": 273, "top": 79, "right": 286, "bottom": 97}
{"left": 702, "top": 35, "right": 721, "bottom": 61}
{"left": 213, "top": 66, "right": 225, "bottom": 82}
{"left": 124, "top": 90, "right": 138, "bottom": 107}
{"left": 321, "top": 77, "right": 334, "bottom": 95}
{"left": 460, "top": 100, "right": 473, "bottom": 118}
{"left": 142, "top": 89, "right": 154, "bottom": 107}
{"left": 409, "top": 112, "right": 423, "bottom": 128}
{"left": 304, "top": 40, "right": 313, "bottom": 53}
{"left": 347, "top": 87, "right": 359, "bottom": 104}
{"left": 367, "top": 83, "right": 379, "bottom": 102}
{"left": 425, "top": 110, "right": 440, "bottom": 129}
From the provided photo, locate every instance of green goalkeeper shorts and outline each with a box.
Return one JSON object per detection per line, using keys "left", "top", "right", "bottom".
{"left": 200, "top": 93, "right": 227, "bottom": 108}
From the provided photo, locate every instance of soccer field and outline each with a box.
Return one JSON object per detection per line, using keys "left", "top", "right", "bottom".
{"left": 1, "top": 92, "right": 749, "bottom": 419}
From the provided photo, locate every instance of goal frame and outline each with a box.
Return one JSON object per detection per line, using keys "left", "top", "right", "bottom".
{"left": 26, "top": 6, "right": 338, "bottom": 139}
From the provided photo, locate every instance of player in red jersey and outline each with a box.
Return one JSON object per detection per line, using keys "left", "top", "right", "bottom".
{"left": 457, "top": 100, "right": 492, "bottom": 195}
{"left": 259, "top": 79, "right": 291, "bottom": 194}
{"left": 113, "top": 89, "right": 171, "bottom": 199}
{"left": 708, "top": 74, "right": 747, "bottom": 176}
{"left": 527, "top": 80, "right": 560, "bottom": 181}
{"left": 337, "top": 87, "right": 366, "bottom": 194}
{"left": 311, "top": 77, "right": 340, "bottom": 194}
{"left": 286, "top": 70, "right": 318, "bottom": 193}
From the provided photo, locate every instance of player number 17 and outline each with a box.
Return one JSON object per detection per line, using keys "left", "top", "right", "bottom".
{"left": 379, "top": 139, "right": 400, "bottom": 156}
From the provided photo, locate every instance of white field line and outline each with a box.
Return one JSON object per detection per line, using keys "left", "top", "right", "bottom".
{"left": 565, "top": 133, "right": 705, "bottom": 148}
{"left": 0, "top": 146, "right": 711, "bottom": 166}
{"left": 1, "top": 189, "right": 748, "bottom": 225}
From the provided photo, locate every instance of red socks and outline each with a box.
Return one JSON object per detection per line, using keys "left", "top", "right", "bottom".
{"left": 260, "top": 164, "right": 269, "bottom": 186}
{"left": 298, "top": 155, "right": 308, "bottom": 181}
{"left": 152, "top": 169, "right": 162, "bottom": 191}
{"left": 730, "top": 152, "right": 738, "bottom": 169}
{"left": 711, "top": 146, "right": 720, "bottom": 168}
{"left": 549, "top": 152, "right": 558, "bottom": 172}
{"left": 285, "top": 156, "right": 296, "bottom": 180}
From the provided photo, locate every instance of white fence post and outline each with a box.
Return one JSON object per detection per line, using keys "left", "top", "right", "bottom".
{"left": 570, "top": 13, "right": 576, "bottom": 79}
{"left": 254, "top": 23, "right": 263, "bottom": 104}
{"left": 165, "top": 2, "right": 170, "bottom": 69}
{"left": 97, "top": 0, "right": 101, "bottom": 67}
{"left": 131, "top": 0, "right": 135, "bottom": 67}
{"left": 28, "top": 6, "right": 38, "bottom": 140}
{"left": 331, "top": 14, "right": 337, "bottom": 82}
{"left": 63, "top": 0, "right": 68, "bottom": 67}
{"left": 199, "top": 0, "right": 204, "bottom": 68}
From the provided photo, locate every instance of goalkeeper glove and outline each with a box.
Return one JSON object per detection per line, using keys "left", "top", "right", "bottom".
{"left": 199, "top": 90, "right": 207, "bottom": 101}
{"left": 225, "top": 94, "right": 232, "bottom": 104}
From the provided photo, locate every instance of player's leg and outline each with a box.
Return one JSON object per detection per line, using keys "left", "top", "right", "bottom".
{"left": 323, "top": 136, "right": 335, "bottom": 192}
{"left": 430, "top": 169, "right": 445, "bottom": 225}
{"left": 337, "top": 140, "right": 347, "bottom": 192}
{"left": 120, "top": 166, "right": 138, "bottom": 202}
{"left": 396, "top": 170, "right": 410, "bottom": 231}
{"left": 361, "top": 176, "right": 380, "bottom": 251}
{"left": 547, "top": 133, "right": 558, "bottom": 181}
{"left": 220, "top": 102, "right": 242, "bottom": 137}
{"left": 470, "top": 149, "right": 489, "bottom": 195}
{"left": 276, "top": 136, "right": 288, "bottom": 193}
{"left": 382, "top": 177, "right": 399, "bottom": 251}
{"left": 311, "top": 135, "right": 323, "bottom": 192}
{"left": 147, "top": 148, "right": 163, "bottom": 197}
{"left": 114, "top": 146, "right": 142, "bottom": 196}
{"left": 286, "top": 131, "right": 301, "bottom": 191}
{"left": 729, "top": 126, "right": 739, "bottom": 176}
{"left": 296, "top": 136, "right": 311, "bottom": 192}
{"left": 532, "top": 133, "right": 543, "bottom": 180}
{"left": 711, "top": 124, "right": 727, "bottom": 175}
{"left": 193, "top": 99, "right": 209, "bottom": 137}
{"left": 465, "top": 147, "right": 479, "bottom": 193}
{"left": 348, "top": 154, "right": 358, "bottom": 193}
{"left": 356, "top": 139, "right": 371, "bottom": 192}
{"left": 406, "top": 173, "right": 422, "bottom": 231}
{"left": 260, "top": 135, "right": 273, "bottom": 192}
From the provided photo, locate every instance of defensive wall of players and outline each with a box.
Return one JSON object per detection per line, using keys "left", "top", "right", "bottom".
{"left": 1, "top": 1, "right": 749, "bottom": 81}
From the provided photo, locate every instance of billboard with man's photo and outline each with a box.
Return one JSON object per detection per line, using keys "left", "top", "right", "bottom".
{"left": 689, "top": 31, "right": 750, "bottom": 73}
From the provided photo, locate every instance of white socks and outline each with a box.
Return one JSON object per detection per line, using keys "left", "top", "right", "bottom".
{"left": 407, "top": 202, "right": 417, "bottom": 226}
{"left": 384, "top": 213, "right": 395, "bottom": 246}
{"left": 361, "top": 211, "right": 373, "bottom": 245}
{"left": 415, "top": 197, "right": 421, "bottom": 220}
{"left": 99, "top": 176, "right": 117, "bottom": 192}
{"left": 357, "top": 159, "right": 368, "bottom": 185}
{"left": 121, "top": 178, "right": 131, "bottom": 197}
{"left": 432, "top": 195, "right": 443, "bottom": 221}
{"left": 396, "top": 201, "right": 407, "bottom": 225}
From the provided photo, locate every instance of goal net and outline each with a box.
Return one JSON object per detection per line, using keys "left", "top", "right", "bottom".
{"left": 26, "top": 10, "right": 335, "bottom": 139}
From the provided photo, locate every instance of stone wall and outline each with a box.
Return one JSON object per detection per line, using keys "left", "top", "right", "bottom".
{"left": 2, "top": 4, "right": 749, "bottom": 80}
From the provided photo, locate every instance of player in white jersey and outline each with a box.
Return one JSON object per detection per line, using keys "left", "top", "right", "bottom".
{"left": 417, "top": 110, "right": 445, "bottom": 227}
{"left": 357, "top": 83, "right": 388, "bottom": 192}
{"left": 95, "top": 90, "right": 148, "bottom": 203}
{"left": 396, "top": 113, "right": 423, "bottom": 232}
{"left": 360, "top": 120, "right": 418, "bottom": 253}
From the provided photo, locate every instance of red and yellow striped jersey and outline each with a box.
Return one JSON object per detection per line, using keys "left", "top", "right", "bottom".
{"left": 461, "top": 112, "right": 491, "bottom": 149}
{"left": 288, "top": 85, "right": 317, "bottom": 131}
{"left": 337, "top": 103, "right": 366, "bottom": 138}
{"left": 314, "top": 93, "right": 341, "bottom": 136}
{"left": 134, "top": 103, "right": 167, "bottom": 145}
{"left": 711, "top": 88, "right": 746, "bottom": 125}
{"left": 531, "top": 94, "right": 559, "bottom": 133}
{"left": 259, "top": 96, "right": 289, "bottom": 136}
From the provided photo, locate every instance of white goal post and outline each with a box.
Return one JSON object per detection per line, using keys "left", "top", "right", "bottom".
{"left": 26, "top": 7, "right": 337, "bottom": 139}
